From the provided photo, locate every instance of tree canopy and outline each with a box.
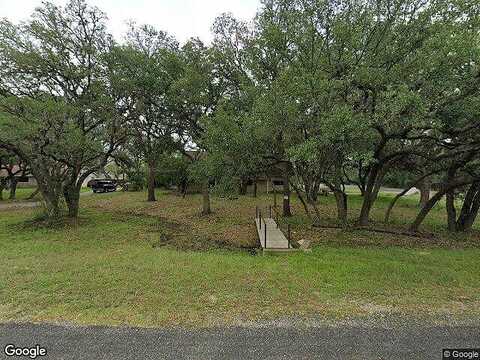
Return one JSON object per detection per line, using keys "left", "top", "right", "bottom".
{"left": 1, "top": 0, "right": 479, "bottom": 233}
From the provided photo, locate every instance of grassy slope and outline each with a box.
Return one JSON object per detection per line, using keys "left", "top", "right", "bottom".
{"left": 0, "top": 190, "right": 479, "bottom": 327}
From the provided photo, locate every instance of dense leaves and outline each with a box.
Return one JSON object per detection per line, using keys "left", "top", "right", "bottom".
{"left": 1, "top": 0, "right": 479, "bottom": 233}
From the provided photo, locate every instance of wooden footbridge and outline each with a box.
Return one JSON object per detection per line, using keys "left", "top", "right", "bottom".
{"left": 255, "top": 206, "right": 296, "bottom": 252}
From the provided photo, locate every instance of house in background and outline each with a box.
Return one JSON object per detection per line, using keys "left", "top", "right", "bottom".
{"left": 0, "top": 165, "right": 37, "bottom": 188}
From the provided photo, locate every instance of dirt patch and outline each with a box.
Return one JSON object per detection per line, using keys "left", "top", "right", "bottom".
{"left": 12, "top": 212, "right": 92, "bottom": 231}
{"left": 108, "top": 208, "right": 253, "bottom": 251}
{"left": 296, "top": 224, "right": 480, "bottom": 249}
{"left": 110, "top": 210, "right": 185, "bottom": 231}
{"left": 150, "top": 232, "right": 247, "bottom": 251}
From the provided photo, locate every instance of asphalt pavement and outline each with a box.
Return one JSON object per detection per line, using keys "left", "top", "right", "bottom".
{"left": 1, "top": 322, "right": 479, "bottom": 359}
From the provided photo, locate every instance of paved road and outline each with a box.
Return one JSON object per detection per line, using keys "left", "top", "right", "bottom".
{"left": 1, "top": 322, "right": 478, "bottom": 359}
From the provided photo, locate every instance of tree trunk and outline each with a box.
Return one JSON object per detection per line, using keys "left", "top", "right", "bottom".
{"left": 0, "top": 178, "right": 6, "bottom": 201}
{"left": 180, "top": 179, "right": 188, "bottom": 198}
{"left": 239, "top": 178, "right": 248, "bottom": 196}
{"left": 409, "top": 190, "right": 446, "bottom": 232}
{"left": 358, "top": 165, "right": 380, "bottom": 226}
{"left": 282, "top": 173, "right": 292, "bottom": 217}
{"left": 64, "top": 184, "right": 81, "bottom": 218}
{"left": 333, "top": 163, "right": 348, "bottom": 226}
{"left": 291, "top": 182, "right": 313, "bottom": 222}
{"left": 357, "top": 160, "right": 367, "bottom": 196}
{"left": 39, "top": 185, "right": 61, "bottom": 219}
{"left": 202, "top": 179, "right": 211, "bottom": 215}
{"left": 384, "top": 172, "right": 437, "bottom": 223}
{"left": 418, "top": 178, "right": 431, "bottom": 208}
{"left": 456, "top": 182, "right": 480, "bottom": 231}
{"left": 358, "top": 163, "right": 388, "bottom": 226}
{"left": 357, "top": 184, "right": 366, "bottom": 197}
{"left": 385, "top": 191, "right": 406, "bottom": 224}
{"left": 334, "top": 190, "right": 348, "bottom": 226}
{"left": 24, "top": 162, "right": 63, "bottom": 219}
{"left": 147, "top": 161, "right": 156, "bottom": 202}
{"left": 27, "top": 187, "right": 40, "bottom": 200}
{"left": 253, "top": 178, "right": 257, "bottom": 198}
{"left": 9, "top": 177, "right": 17, "bottom": 200}
{"left": 459, "top": 195, "right": 480, "bottom": 231}
{"left": 42, "top": 195, "right": 61, "bottom": 218}
{"left": 445, "top": 189, "right": 457, "bottom": 232}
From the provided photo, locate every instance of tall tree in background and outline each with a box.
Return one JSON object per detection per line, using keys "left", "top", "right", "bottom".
{"left": 110, "top": 24, "right": 181, "bottom": 202}
{"left": 171, "top": 39, "right": 225, "bottom": 215}
{"left": 205, "top": 14, "right": 266, "bottom": 197}
{"left": 0, "top": 0, "right": 126, "bottom": 218}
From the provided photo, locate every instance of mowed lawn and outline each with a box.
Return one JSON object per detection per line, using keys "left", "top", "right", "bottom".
{"left": 0, "top": 187, "right": 90, "bottom": 203}
{"left": 1, "top": 190, "right": 480, "bottom": 327}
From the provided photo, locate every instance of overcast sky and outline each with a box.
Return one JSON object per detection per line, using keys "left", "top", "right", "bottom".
{"left": 0, "top": 0, "right": 261, "bottom": 44}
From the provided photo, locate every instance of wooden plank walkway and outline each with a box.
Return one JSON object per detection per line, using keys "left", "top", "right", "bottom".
{"left": 255, "top": 217, "right": 292, "bottom": 250}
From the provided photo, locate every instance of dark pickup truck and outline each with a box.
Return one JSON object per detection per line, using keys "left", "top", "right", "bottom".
{"left": 88, "top": 179, "right": 117, "bottom": 193}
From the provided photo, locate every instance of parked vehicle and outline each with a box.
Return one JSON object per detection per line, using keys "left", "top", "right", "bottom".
{"left": 88, "top": 179, "right": 117, "bottom": 193}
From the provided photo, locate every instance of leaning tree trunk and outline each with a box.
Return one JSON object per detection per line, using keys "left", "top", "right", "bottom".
{"left": 282, "top": 173, "right": 292, "bottom": 217}
{"left": 384, "top": 171, "right": 437, "bottom": 223}
{"left": 409, "top": 190, "right": 447, "bottom": 232}
{"left": 26, "top": 187, "right": 40, "bottom": 200}
{"left": 8, "top": 177, "right": 17, "bottom": 200}
{"left": 418, "top": 177, "right": 431, "bottom": 208}
{"left": 456, "top": 182, "right": 480, "bottom": 232}
{"left": 147, "top": 161, "right": 156, "bottom": 202}
{"left": 291, "top": 181, "right": 313, "bottom": 222}
{"left": 458, "top": 195, "right": 480, "bottom": 232}
{"left": 201, "top": 179, "right": 211, "bottom": 215}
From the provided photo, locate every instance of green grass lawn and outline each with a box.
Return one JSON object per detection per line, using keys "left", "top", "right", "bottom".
{"left": 0, "top": 187, "right": 90, "bottom": 203}
{"left": 0, "top": 190, "right": 479, "bottom": 327}
{"left": 1, "top": 187, "right": 40, "bottom": 202}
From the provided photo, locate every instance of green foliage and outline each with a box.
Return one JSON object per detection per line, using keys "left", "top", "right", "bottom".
{"left": 155, "top": 154, "right": 190, "bottom": 189}
{"left": 1, "top": 0, "right": 479, "bottom": 229}
{"left": 0, "top": 0, "right": 125, "bottom": 217}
